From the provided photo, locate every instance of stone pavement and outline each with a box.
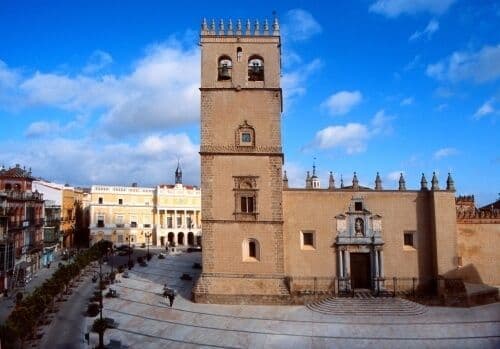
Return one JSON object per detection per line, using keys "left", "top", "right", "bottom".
{"left": 84, "top": 251, "right": 500, "bottom": 349}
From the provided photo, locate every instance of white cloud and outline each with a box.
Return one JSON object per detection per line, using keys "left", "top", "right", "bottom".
{"left": 321, "top": 90, "right": 362, "bottom": 116}
{"left": 83, "top": 50, "right": 113, "bottom": 74}
{"left": 433, "top": 147, "right": 458, "bottom": 159}
{"left": 282, "top": 58, "right": 322, "bottom": 102}
{"left": 283, "top": 162, "right": 307, "bottom": 188}
{"left": 315, "top": 123, "right": 370, "bottom": 154}
{"left": 9, "top": 38, "right": 200, "bottom": 137}
{"left": 404, "top": 55, "right": 421, "bottom": 71}
{"left": 387, "top": 171, "right": 404, "bottom": 182}
{"left": 473, "top": 100, "right": 495, "bottom": 119}
{"left": 371, "top": 109, "right": 395, "bottom": 134}
{"left": 0, "top": 133, "right": 200, "bottom": 187}
{"left": 436, "top": 103, "right": 448, "bottom": 111}
{"left": 400, "top": 97, "right": 414, "bottom": 106}
{"left": 25, "top": 121, "right": 60, "bottom": 137}
{"left": 426, "top": 44, "right": 500, "bottom": 83}
{"left": 313, "top": 109, "right": 395, "bottom": 154}
{"left": 409, "top": 19, "right": 439, "bottom": 41}
{"left": 25, "top": 114, "right": 88, "bottom": 138}
{"left": 282, "top": 9, "right": 322, "bottom": 42}
{"left": 370, "top": 0, "right": 456, "bottom": 18}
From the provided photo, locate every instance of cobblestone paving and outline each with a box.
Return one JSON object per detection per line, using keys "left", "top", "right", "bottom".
{"left": 87, "top": 251, "right": 500, "bottom": 349}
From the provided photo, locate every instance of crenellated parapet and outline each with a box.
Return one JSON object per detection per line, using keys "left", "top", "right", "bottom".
{"left": 201, "top": 18, "right": 280, "bottom": 37}
{"left": 457, "top": 209, "right": 500, "bottom": 223}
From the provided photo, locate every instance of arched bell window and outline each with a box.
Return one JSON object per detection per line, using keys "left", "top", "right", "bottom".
{"left": 217, "top": 56, "right": 232, "bottom": 81}
{"left": 248, "top": 56, "right": 264, "bottom": 81}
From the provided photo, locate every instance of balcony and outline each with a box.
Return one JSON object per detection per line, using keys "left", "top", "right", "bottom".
{"left": 115, "top": 223, "right": 125, "bottom": 228}
{"left": 97, "top": 222, "right": 105, "bottom": 228}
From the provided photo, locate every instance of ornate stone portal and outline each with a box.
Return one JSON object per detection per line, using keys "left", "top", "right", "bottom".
{"left": 335, "top": 197, "right": 384, "bottom": 290}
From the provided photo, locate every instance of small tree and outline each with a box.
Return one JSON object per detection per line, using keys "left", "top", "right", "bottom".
{"left": 92, "top": 318, "right": 108, "bottom": 349}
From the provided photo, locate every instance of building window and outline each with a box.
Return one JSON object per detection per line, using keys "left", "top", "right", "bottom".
{"left": 233, "top": 177, "right": 258, "bottom": 220}
{"left": 218, "top": 56, "right": 232, "bottom": 81}
{"left": 248, "top": 56, "right": 264, "bottom": 81}
{"left": 167, "top": 216, "right": 173, "bottom": 228}
{"left": 236, "top": 120, "right": 255, "bottom": 148}
{"left": 240, "top": 196, "right": 254, "bottom": 213}
{"left": 177, "top": 216, "right": 182, "bottom": 228}
{"left": 97, "top": 215, "right": 105, "bottom": 228}
{"left": 354, "top": 202, "right": 363, "bottom": 211}
{"left": 301, "top": 230, "right": 316, "bottom": 250}
{"left": 241, "top": 132, "right": 252, "bottom": 143}
{"left": 404, "top": 231, "right": 416, "bottom": 249}
{"left": 118, "top": 198, "right": 123, "bottom": 205}
{"left": 116, "top": 215, "right": 124, "bottom": 228}
{"left": 243, "top": 238, "right": 260, "bottom": 262}
{"left": 98, "top": 197, "right": 103, "bottom": 204}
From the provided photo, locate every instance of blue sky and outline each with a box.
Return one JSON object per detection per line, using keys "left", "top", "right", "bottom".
{"left": 0, "top": 0, "right": 499, "bottom": 205}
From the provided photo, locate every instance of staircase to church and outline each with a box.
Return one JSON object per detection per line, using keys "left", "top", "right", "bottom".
{"left": 306, "top": 293, "right": 427, "bottom": 316}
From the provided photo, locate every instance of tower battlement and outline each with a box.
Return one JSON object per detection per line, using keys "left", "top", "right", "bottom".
{"left": 201, "top": 18, "right": 280, "bottom": 37}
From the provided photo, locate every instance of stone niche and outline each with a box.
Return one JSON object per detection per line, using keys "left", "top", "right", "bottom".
{"left": 335, "top": 197, "right": 383, "bottom": 246}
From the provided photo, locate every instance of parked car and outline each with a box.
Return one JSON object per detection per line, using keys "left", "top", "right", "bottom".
{"left": 105, "top": 289, "right": 118, "bottom": 298}
{"left": 122, "top": 271, "right": 129, "bottom": 278}
{"left": 158, "top": 253, "right": 165, "bottom": 259}
{"left": 104, "top": 317, "right": 117, "bottom": 329}
{"left": 139, "top": 261, "right": 147, "bottom": 267}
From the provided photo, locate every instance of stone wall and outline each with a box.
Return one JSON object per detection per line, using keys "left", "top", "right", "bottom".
{"left": 456, "top": 221, "right": 500, "bottom": 285}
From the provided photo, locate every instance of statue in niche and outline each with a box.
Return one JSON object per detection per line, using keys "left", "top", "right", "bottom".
{"left": 354, "top": 218, "right": 364, "bottom": 237}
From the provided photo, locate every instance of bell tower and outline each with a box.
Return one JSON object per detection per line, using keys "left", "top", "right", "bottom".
{"left": 194, "top": 18, "right": 287, "bottom": 303}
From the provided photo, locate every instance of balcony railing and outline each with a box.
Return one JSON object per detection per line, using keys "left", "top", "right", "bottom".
{"left": 3, "top": 190, "right": 44, "bottom": 201}
{"left": 115, "top": 223, "right": 125, "bottom": 228}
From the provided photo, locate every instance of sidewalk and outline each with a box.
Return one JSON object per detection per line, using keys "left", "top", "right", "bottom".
{"left": 0, "top": 254, "right": 64, "bottom": 323}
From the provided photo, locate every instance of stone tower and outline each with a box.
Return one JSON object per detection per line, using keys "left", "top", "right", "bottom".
{"left": 194, "top": 18, "right": 287, "bottom": 303}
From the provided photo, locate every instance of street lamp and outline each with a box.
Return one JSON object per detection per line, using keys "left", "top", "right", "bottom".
{"left": 145, "top": 232, "right": 152, "bottom": 260}
{"left": 126, "top": 236, "right": 132, "bottom": 270}
{"left": 107, "top": 247, "right": 114, "bottom": 275}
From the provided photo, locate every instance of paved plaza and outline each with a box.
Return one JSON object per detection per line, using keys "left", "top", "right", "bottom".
{"left": 76, "top": 251, "right": 500, "bottom": 349}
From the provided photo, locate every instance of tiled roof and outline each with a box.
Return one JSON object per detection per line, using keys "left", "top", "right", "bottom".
{"left": 0, "top": 164, "right": 34, "bottom": 180}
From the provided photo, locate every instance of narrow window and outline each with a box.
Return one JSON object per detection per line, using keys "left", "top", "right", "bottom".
{"left": 118, "top": 198, "right": 123, "bottom": 205}
{"left": 249, "top": 241, "right": 256, "bottom": 258}
{"left": 236, "top": 47, "right": 242, "bottom": 62}
{"left": 243, "top": 239, "right": 260, "bottom": 261}
{"left": 98, "top": 197, "right": 103, "bottom": 204}
{"left": 404, "top": 233, "right": 413, "bottom": 247}
{"left": 354, "top": 202, "right": 363, "bottom": 211}
{"left": 404, "top": 231, "right": 416, "bottom": 249}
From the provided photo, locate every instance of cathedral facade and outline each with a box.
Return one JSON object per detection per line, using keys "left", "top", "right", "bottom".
{"left": 194, "top": 19, "right": 498, "bottom": 304}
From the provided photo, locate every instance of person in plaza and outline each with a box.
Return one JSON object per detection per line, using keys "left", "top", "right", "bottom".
{"left": 167, "top": 292, "right": 175, "bottom": 307}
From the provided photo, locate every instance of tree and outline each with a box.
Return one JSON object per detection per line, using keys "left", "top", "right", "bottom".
{"left": 92, "top": 318, "right": 108, "bottom": 349}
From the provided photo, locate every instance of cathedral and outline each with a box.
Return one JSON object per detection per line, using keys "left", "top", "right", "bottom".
{"left": 193, "top": 18, "right": 499, "bottom": 304}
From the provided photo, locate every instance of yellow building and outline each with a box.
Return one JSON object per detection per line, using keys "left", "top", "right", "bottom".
{"left": 89, "top": 165, "right": 201, "bottom": 247}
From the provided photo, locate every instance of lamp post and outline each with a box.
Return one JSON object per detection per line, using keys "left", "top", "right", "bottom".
{"left": 107, "top": 247, "right": 114, "bottom": 275}
{"left": 145, "top": 232, "right": 152, "bottom": 260}
{"left": 126, "top": 236, "right": 132, "bottom": 270}
{"left": 98, "top": 256, "right": 103, "bottom": 320}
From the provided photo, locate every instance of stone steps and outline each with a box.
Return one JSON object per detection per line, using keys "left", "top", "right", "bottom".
{"left": 307, "top": 297, "right": 427, "bottom": 316}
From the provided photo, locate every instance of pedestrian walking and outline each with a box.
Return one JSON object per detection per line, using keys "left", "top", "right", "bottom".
{"left": 167, "top": 293, "right": 175, "bottom": 307}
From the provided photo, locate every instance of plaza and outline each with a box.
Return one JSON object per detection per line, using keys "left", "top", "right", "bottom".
{"left": 78, "top": 251, "right": 500, "bottom": 349}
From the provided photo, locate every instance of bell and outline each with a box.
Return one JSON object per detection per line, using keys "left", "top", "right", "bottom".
{"left": 219, "top": 65, "right": 231, "bottom": 80}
